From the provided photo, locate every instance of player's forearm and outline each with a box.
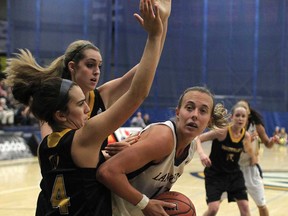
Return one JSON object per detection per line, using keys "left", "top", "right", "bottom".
{"left": 160, "top": 19, "right": 168, "bottom": 56}
{"left": 195, "top": 136, "right": 205, "bottom": 156}
{"left": 97, "top": 169, "right": 143, "bottom": 206}
{"left": 245, "top": 143, "right": 257, "bottom": 164}
{"left": 130, "top": 35, "right": 162, "bottom": 98}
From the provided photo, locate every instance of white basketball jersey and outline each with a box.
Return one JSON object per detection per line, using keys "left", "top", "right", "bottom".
{"left": 112, "top": 120, "right": 197, "bottom": 216}
{"left": 239, "top": 123, "right": 259, "bottom": 166}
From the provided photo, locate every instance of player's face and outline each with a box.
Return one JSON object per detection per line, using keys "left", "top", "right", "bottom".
{"left": 65, "top": 86, "right": 90, "bottom": 129}
{"left": 72, "top": 49, "right": 102, "bottom": 94}
{"left": 232, "top": 107, "right": 247, "bottom": 128}
{"left": 176, "top": 91, "right": 213, "bottom": 139}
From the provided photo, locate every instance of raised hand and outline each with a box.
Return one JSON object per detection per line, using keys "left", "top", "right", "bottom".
{"left": 134, "top": 0, "right": 163, "bottom": 38}
{"left": 153, "top": 0, "right": 172, "bottom": 21}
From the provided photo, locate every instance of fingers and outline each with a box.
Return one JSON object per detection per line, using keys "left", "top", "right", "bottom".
{"left": 105, "top": 133, "right": 139, "bottom": 156}
{"left": 106, "top": 143, "right": 129, "bottom": 148}
{"left": 153, "top": 2, "right": 160, "bottom": 19}
{"left": 122, "top": 134, "right": 140, "bottom": 145}
{"left": 143, "top": 199, "right": 173, "bottom": 216}
{"left": 136, "top": 0, "right": 157, "bottom": 19}
{"left": 155, "top": 0, "right": 172, "bottom": 21}
{"left": 126, "top": 133, "right": 140, "bottom": 140}
{"left": 105, "top": 142, "right": 130, "bottom": 156}
{"left": 134, "top": 0, "right": 155, "bottom": 27}
{"left": 201, "top": 157, "right": 211, "bottom": 167}
{"left": 134, "top": 13, "right": 144, "bottom": 26}
{"left": 161, "top": 200, "right": 176, "bottom": 209}
{"left": 134, "top": 0, "right": 163, "bottom": 36}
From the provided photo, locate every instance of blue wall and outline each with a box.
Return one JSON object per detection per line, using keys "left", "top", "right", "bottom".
{"left": 6, "top": 0, "right": 288, "bottom": 135}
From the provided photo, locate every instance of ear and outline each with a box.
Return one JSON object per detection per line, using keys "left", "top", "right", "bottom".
{"left": 54, "top": 110, "right": 67, "bottom": 123}
{"left": 67, "top": 61, "right": 76, "bottom": 75}
{"left": 175, "top": 107, "right": 180, "bottom": 120}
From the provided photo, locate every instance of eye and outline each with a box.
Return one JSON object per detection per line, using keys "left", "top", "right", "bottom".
{"left": 86, "top": 63, "right": 94, "bottom": 68}
{"left": 186, "top": 104, "right": 194, "bottom": 111}
{"left": 200, "top": 108, "right": 208, "bottom": 114}
{"left": 78, "top": 100, "right": 86, "bottom": 107}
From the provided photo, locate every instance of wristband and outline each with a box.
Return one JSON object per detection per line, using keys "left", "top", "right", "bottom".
{"left": 136, "top": 194, "right": 150, "bottom": 210}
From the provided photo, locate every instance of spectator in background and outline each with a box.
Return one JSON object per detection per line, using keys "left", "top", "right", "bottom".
{"left": 0, "top": 97, "right": 14, "bottom": 125}
{"left": 143, "top": 113, "right": 151, "bottom": 125}
{"left": 273, "top": 126, "right": 280, "bottom": 137}
{"left": 14, "top": 105, "right": 38, "bottom": 126}
{"left": 130, "top": 111, "right": 146, "bottom": 128}
{"left": 279, "top": 127, "right": 287, "bottom": 146}
{"left": 0, "top": 79, "right": 8, "bottom": 98}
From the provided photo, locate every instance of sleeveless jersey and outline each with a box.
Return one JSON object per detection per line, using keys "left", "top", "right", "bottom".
{"left": 88, "top": 89, "right": 106, "bottom": 117}
{"left": 112, "top": 120, "right": 197, "bottom": 216}
{"left": 88, "top": 89, "right": 110, "bottom": 149}
{"left": 239, "top": 123, "right": 258, "bottom": 166}
{"left": 205, "top": 126, "right": 245, "bottom": 174}
{"left": 36, "top": 129, "right": 112, "bottom": 216}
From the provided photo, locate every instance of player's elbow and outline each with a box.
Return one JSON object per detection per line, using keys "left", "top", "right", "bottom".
{"left": 96, "top": 164, "right": 115, "bottom": 185}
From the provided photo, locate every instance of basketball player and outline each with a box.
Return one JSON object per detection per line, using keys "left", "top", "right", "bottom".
{"left": 236, "top": 99, "right": 279, "bottom": 216}
{"left": 40, "top": 0, "right": 171, "bottom": 140}
{"left": 4, "top": 1, "right": 172, "bottom": 215}
{"left": 97, "top": 86, "right": 230, "bottom": 216}
{"left": 196, "top": 104, "right": 256, "bottom": 216}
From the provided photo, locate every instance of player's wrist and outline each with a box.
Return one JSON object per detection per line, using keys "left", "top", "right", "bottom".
{"left": 136, "top": 194, "right": 150, "bottom": 210}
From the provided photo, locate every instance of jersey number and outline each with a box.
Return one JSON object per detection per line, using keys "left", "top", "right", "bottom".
{"left": 50, "top": 175, "right": 71, "bottom": 214}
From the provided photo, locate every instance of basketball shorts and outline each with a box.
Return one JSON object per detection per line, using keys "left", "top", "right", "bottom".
{"left": 240, "top": 164, "right": 266, "bottom": 206}
{"left": 205, "top": 170, "right": 248, "bottom": 203}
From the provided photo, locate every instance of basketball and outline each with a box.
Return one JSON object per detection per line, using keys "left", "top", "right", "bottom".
{"left": 155, "top": 191, "right": 196, "bottom": 216}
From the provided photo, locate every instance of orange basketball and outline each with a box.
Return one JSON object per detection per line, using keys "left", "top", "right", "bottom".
{"left": 155, "top": 191, "right": 196, "bottom": 216}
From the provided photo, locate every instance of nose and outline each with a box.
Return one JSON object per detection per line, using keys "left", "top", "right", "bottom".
{"left": 191, "top": 109, "right": 199, "bottom": 120}
{"left": 84, "top": 102, "right": 90, "bottom": 114}
{"left": 93, "top": 66, "right": 101, "bottom": 75}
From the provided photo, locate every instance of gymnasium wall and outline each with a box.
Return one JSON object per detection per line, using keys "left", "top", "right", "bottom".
{"left": 5, "top": 0, "right": 288, "bottom": 135}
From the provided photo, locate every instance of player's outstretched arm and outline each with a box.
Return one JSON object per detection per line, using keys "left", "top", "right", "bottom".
{"left": 99, "top": 0, "right": 171, "bottom": 109}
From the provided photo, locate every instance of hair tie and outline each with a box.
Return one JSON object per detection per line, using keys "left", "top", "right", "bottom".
{"left": 56, "top": 79, "right": 74, "bottom": 110}
{"left": 70, "top": 44, "right": 90, "bottom": 61}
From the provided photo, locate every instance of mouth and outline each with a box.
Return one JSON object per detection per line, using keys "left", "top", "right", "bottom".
{"left": 187, "top": 122, "right": 198, "bottom": 129}
{"left": 90, "top": 78, "right": 97, "bottom": 83}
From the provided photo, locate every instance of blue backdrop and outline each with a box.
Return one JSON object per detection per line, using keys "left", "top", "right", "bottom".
{"left": 6, "top": 0, "right": 288, "bottom": 135}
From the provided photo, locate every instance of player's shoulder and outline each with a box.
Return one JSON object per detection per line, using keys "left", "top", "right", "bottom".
{"left": 140, "top": 121, "right": 175, "bottom": 149}
{"left": 147, "top": 121, "right": 174, "bottom": 137}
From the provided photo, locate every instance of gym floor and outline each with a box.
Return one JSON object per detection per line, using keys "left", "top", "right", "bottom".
{"left": 0, "top": 143, "right": 287, "bottom": 216}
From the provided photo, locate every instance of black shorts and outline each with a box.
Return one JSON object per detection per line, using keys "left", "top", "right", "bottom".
{"left": 204, "top": 169, "right": 248, "bottom": 203}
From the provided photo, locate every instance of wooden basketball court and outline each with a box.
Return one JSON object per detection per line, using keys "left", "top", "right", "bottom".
{"left": 0, "top": 143, "right": 287, "bottom": 216}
